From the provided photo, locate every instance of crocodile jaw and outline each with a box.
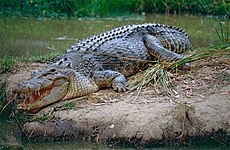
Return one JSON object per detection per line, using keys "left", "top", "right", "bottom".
{"left": 13, "top": 78, "right": 69, "bottom": 112}
{"left": 13, "top": 67, "right": 71, "bottom": 112}
{"left": 13, "top": 68, "right": 99, "bottom": 112}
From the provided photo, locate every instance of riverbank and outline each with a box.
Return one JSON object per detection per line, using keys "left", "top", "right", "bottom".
{"left": 0, "top": 51, "right": 229, "bottom": 147}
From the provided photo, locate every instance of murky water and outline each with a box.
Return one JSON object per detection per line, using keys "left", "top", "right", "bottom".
{"left": 0, "top": 14, "right": 229, "bottom": 58}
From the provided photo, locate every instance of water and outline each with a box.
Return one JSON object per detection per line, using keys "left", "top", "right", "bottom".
{"left": 0, "top": 14, "right": 229, "bottom": 57}
{"left": 23, "top": 142, "right": 229, "bottom": 150}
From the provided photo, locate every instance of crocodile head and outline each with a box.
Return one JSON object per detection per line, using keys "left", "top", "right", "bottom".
{"left": 13, "top": 67, "right": 98, "bottom": 112}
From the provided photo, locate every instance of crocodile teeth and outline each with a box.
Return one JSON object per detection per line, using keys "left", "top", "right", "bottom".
{"left": 38, "top": 91, "right": 41, "bottom": 96}
{"left": 34, "top": 92, "right": 37, "bottom": 95}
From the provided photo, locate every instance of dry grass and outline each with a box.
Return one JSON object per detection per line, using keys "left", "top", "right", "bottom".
{"left": 129, "top": 45, "right": 230, "bottom": 96}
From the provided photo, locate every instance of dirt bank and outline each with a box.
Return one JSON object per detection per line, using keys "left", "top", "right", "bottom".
{"left": 1, "top": 58, "right": 229, "bottom": 146}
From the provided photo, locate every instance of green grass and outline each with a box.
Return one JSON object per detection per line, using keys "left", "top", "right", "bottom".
{"left": 0, "top": 0, "right": 229, "bottom": 18}
{"left": 57, "top": 101, "right": 77, "bottom": 111}
{"left": 31, "top": 110, "right": 54, "bottom": 122}
{"left": 0, "top": 51, "right": 61, "bottom": 74}
{"left": 215, "top": 21, "right": 229, "bottom": 47}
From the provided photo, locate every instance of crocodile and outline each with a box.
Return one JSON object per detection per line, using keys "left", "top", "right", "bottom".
{"left": 13, "top": 23, "right": 192, "bottom": 112}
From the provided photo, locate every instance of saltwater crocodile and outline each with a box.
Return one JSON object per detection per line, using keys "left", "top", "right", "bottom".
{"left": 13, "top": 23, "right": 192, "bottom": 112}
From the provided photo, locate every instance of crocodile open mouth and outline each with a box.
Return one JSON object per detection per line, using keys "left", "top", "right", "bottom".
{"left": 13, "top": 77, "right": 69, "bottom": 112}
{"left": 15, "top": 83, "right": 54, "bottom": 110}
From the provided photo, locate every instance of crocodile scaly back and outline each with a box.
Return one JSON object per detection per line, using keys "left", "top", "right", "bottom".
{"left": 67, "top": 23, "right": 192, "bottom": 54}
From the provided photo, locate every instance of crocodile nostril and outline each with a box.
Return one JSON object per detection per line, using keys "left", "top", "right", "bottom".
{"left": 50, "top": 69, "right": 56, "bottom": 72}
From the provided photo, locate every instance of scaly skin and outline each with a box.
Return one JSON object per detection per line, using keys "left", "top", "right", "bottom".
{"left": 13, "top": 23, "right": 192, "bottom": 112}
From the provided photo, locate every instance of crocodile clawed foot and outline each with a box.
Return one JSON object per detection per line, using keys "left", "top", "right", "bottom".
{"left": 164, "top": 53, "right": 183, "bottom": 62}
{"left": 113, "top": 83, "right": 128, "bottom": 93}
{"left": 112, "top": 81, "right": 128, "bottom": 93}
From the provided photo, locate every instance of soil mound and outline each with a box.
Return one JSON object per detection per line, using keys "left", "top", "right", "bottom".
{"left": 1, "top": 58, "right": 229, "bottom": 146}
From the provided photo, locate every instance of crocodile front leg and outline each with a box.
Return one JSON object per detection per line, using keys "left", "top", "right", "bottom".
{"left": 93, "top": 70, "right": 128, "bottom": 92}
{"left": 143, "top": 34, "right": 183, "bottom": 61}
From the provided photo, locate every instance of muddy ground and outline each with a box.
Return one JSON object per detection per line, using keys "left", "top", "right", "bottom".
{"left": 0, "top": 57, "right": 229, "bottom": 147}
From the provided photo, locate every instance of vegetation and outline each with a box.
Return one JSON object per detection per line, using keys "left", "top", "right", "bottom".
{"left": 131, "top": 44, "right": 229, "bottom": 96}
{"left": 0, "top": 0, "right": 229, "bottom": 18}
{"left": 215, "top": 21, "right": 229, "bottom": 46}
{"left": 56, "top": 101, "right": 77, "bottom": 111}
{"left": 0, "top": 51, "right": 61, "bottom": 74}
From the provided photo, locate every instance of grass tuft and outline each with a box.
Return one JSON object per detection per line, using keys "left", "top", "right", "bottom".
{"left": 215, "top": 21, "right": 229, "bottom": 47}
{"left": 130, "top": 46, "right": 230, "bottom": 95}
{"left": 130, "top": 63, "right": 175, "bottom": 95}
{"left": 0, "top": 56, "right": 18, "bottom": 74}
